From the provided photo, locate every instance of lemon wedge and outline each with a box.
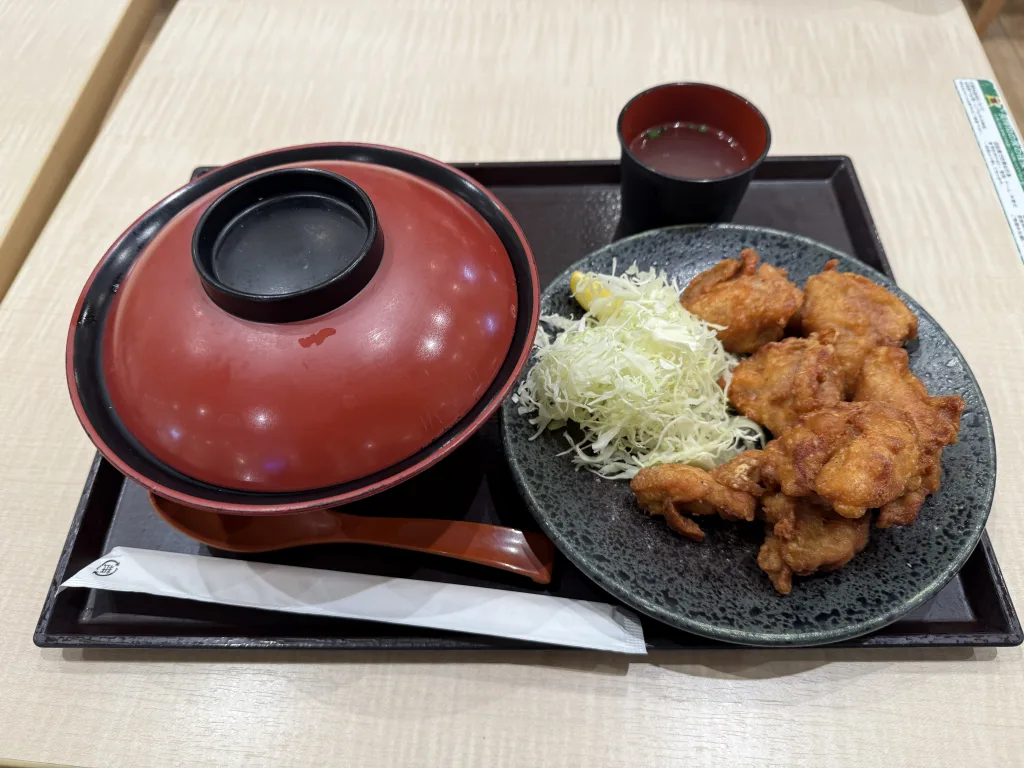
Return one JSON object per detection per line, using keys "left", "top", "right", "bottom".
{"left": 570, "top": 271, "right": 611, "bottom": 312}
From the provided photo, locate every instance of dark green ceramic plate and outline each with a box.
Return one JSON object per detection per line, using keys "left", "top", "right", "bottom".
{"left": 501, "top": 225, "right": 995, "bottom": 647}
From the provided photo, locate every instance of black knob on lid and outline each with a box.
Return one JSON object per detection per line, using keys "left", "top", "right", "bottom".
{"left": 192, "top": 167, "right": 384, "bottom": 322}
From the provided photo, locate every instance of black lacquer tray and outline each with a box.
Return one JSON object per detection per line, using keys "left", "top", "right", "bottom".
{"left": 35, "top": 157, "right": 1021, "bottom": 650}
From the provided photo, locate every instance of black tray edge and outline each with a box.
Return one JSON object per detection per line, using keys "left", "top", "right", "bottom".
{"left": 193, "top": 156, "right": 893, "bottom": 278}
{"left": 34, "top": 519, "right": 1023, "bottom": 649}
{"left": 34, "top": 452, "right": 106, "bottom": 647}
{"left": 969, "top": 534, "right": 1024, "bottom": 645}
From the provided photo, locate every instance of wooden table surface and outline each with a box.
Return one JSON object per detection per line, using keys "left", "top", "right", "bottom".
{"left": 0, "top": 0, "right": 160, "bottom": 301}
{"left": 2, "top": 1, "right": 1023, "bottom": 766}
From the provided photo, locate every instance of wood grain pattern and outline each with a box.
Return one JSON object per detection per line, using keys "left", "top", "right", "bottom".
{"left": 2, "top": 1, "right": 1024, "bottom": 766}
{"left": 0, "top": 0, "right": 162, "bottom": 301}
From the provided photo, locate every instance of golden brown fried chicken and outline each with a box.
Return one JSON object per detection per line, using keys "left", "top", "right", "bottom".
{"left": 854, "top": 347, "right": 964, "bottom": 453}
{"left": 760, "top": 490, "right": 798, "bottom": 539}
{"left": 854, "top": 347, "right": 965, "bottom": 527}
{"left": 725, "top": 330, "right": 844, "bottom": 437}
{"left": 757, "top": 495, "right": 871, "bottom": 594}
{"left": 630, "top": 462, "right": 758, "bottom": 542}
{"left": 796, "top": 259, "right": 918, "bottom": 394}
{"left": 710, "top": 450, "right": 766, "bottom": 497}
{"left": 760, "top": 402, "right": 924, "bottom": 519}
{"left": 681, "top": 249, "right": 804, "bottom": 355}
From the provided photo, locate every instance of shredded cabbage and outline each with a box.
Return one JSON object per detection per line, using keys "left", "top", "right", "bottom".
{"left": 513, "top": 262, "right": 763, "bottom": 479}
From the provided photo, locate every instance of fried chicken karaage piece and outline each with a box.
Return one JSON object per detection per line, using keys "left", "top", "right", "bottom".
{"left": 630, "top": 459, "right": 759, "bottom": 542}
{"left": 796, "top": 259, "right": 918, "bottom": 394}
{"left": 761, "top": 402, "right": 924, "bottom": 519}
{"left": 710, "top": 450, "right": 766, "bottom": 497}
{"left": 681, "top": 249, "right": 804, "bottom": 355}
{"left": 725, "top": 330, "right": 844, "bottom": 437}
{"left": 760, "top": 490, "right": 798, "bottom": 539}
{"left": 756, "top": 494, "right": 871, "bottom": 594}
{"left": 854, "top": 347, "right": 965, "bottom": 527}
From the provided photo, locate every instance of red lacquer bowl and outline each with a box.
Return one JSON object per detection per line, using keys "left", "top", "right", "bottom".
{"left": 67, "top": 144, "right": 539, "bottom": 514}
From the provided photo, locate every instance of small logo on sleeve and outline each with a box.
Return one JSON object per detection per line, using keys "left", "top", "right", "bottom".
{"left": 93, "top": 559, "right": 120, "bottom": 577}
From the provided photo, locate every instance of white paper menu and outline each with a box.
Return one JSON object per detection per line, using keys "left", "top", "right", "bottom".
{"left": 955, "top": 78, "right": 1024, "bottom": 265}
{"left": 60, "top": 546, "right": 648, "bottom": 654}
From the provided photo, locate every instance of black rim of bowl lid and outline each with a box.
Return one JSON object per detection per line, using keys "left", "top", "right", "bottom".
{"left": 192, "top": 167, "right": 384, "bottom": 323}
{"left": 71, "top": 143, "right": 537, "bottom": 507}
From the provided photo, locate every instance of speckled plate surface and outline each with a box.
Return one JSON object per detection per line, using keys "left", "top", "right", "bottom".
{"left": 501, "top": 224, "right": 996, "bottom": 647}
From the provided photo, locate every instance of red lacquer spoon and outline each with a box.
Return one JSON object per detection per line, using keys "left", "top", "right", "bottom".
{"left": 150, "top": 494, "right": 555, "bottom": 584}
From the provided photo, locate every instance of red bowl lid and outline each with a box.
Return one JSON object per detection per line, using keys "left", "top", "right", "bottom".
{"left": 99, "top": 158, "right": 520, "bottom": 493}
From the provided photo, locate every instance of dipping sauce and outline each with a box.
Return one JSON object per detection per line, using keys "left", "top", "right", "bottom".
{"left": 628, "top": 122, "right": 749, "bottom": 179}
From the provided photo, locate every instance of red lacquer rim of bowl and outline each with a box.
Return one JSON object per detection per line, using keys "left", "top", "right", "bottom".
{"left": 66, "top": 142, "right": 539, "bottom": 515}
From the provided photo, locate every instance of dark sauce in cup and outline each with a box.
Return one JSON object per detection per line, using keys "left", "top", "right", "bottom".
{"left": 628, "top": 121, "right": 749, "bottom": 179}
